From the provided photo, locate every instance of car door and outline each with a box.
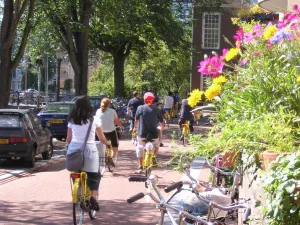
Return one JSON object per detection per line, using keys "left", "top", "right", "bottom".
{"left": 24, "top": 113, "right": 37, "bottom": 149}
{"left": 28, "top": 112, "right": 48, "bottom": 153}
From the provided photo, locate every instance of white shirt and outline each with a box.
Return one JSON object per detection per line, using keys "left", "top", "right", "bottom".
{"left": 164, "top": 96, "right": 174, "bottom": 109}
{"left": 67, "top": 116, "right": 101, "bottom": 144}
{"left": 95, "top": 108, "right": 117, "bottom": 133}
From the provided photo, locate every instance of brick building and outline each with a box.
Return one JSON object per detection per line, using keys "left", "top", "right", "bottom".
{"left": 191, "top": 0, "right": 245, "bottom": 91}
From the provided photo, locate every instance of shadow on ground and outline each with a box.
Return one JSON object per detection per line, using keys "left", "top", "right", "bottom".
{"left": 0, "top": 199, "right": 158, "bottom": 225}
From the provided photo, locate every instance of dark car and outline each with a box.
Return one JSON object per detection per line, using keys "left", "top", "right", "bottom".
{"left": 71, "top": 94, "right": 109, "bottom": 115}
{"left": 0, "top": 109, "right": 53, "bottom": 167}
{"left": 38, "top": 102, "right": 75, "bottom": 141}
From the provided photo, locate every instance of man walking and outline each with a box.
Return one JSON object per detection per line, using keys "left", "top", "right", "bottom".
{"left": 127, "top": 91, "right": 142, "bottom": 132}
{"left": 134, "top": 92, "right": 164, "bottom": 173}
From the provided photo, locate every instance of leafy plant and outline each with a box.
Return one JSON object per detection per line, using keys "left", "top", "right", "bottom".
{"left": 261, "top": 152, "right": 300, "bottom": 225}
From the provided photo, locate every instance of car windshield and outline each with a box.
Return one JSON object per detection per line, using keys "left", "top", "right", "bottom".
{"left": 41, "top": 104, "right": 73, "bottom": 113}
{"left": 0, "top": 114, "right": 21, "bottom": 128}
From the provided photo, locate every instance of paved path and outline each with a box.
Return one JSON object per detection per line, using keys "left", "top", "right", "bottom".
{"left": 0, "top": 127, "right": 190, "bottom": 225}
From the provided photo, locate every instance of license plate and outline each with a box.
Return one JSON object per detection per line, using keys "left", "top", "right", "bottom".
{"left": 0, "top": 139, "right": 9, "bottom": 144}
{"left": 49, "top": 120, "right": 63, "bottom": 124}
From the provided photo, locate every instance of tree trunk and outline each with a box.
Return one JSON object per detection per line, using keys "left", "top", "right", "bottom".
{"left": 0, "top": 65, "right": 12, "bottom": 108}
{"left": 113, "top": 53, "right": 126, "bottom": 97}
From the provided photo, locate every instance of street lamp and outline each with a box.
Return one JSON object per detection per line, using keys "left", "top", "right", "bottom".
{"left": 56, "top": 48, "right": 65, "bottom": 102}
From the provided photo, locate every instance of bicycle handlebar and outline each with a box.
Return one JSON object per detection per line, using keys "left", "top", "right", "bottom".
{"left": 127, "top": 192, "right": 145, "bottom": 203}
{"left": 204, "top": 158, "right": 241, "bottom": 177}
{"left": 164, "top": 181, "right": 183, "bottom": 193}
{"left": 128, "top": 175, "right": 148, "bottom": 182}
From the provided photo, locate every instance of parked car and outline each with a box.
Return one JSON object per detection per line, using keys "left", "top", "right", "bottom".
{"left": 38, "top": 102, "right": 75, "bottom": 141}
{"left": 0, "top": 109, "right": 53, "bottom": 167}
{"left": 71, "top": 94, "right": 109, "bottom": 115}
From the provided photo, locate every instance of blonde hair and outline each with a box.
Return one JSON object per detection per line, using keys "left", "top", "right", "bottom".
{"left": 100, "top": 98, "right": 110, "bottom": 112}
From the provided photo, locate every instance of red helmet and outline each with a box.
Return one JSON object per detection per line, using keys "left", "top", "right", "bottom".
{"left": 144, "top": 92, "right": 155, "bottom": 103}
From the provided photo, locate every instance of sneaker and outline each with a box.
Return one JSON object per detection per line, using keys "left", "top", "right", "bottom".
{"left": 89, "top": 196, "right": 100, "bottom": 211}
{"left": 152, "top": 156, "right": 158, "bottom": 167}
{"left": 137, "top": 166, "right": 143, "bottom": 174}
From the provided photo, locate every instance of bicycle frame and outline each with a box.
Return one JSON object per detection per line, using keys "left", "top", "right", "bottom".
{"left": 143, "top": 142, "right": 154, "bottom": 172}
{"left": 70, "top": 172, "right": 90, "bottom": 204}
{"left": 181, "top": 121, "right": 190, "bottom": 136}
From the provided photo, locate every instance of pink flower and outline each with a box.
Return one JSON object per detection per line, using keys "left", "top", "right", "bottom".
{"left": 198, "top": 55, "right": 224, "bottom": 77}
{"left": 240, "top": 58, "right": 248, "bottom": 66}
{"left": 253, "top": 51, "right": 263, "bottom": 56}
{"left": 221, "top": 48, "right": 228, "bottom": 60}
{"left": 244, "top": 24, "right": 263, "bottom": 44}
{"left": 234, "top": 28, "right": 244, "bottom": 41}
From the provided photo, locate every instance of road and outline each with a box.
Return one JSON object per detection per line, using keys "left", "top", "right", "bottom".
{"left": 0, "top": 126, "right": 192, "bottom": 225}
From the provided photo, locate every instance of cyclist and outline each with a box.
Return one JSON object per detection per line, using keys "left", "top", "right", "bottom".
{"left": 66, "top": 96, "right": 110, "bottom": 211}
{"left": 173, "top": 90, "right": 180, "bottom": 118}
{"left": 127, "top": 91, "right": 142, "bottom": 132}
{"left": 96, "top": 98, "right": 124, "bottom": 164}
{"left": 164, "top": 91, "right": 174, "bottom": 113}
{"left": 179, "top": 93, "right": 194, "bottom": 135}
{"left": 133, "top": 92, "right": 164, "bottom": 173}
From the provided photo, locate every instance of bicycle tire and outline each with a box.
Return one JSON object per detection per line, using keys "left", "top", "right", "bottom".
{"left": 73, "top": 184, "right": 84, "bottom": 225}
{"left": 89, "top": 196, "right": 98, "bottom": 220}
{"left": 107, "top": 158, "right": 116, "bottom": 172}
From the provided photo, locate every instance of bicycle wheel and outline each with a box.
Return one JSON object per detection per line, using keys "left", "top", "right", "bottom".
{"left": 107, "top": 157, "right": 116, "bottom": 172}
{"left": 73, "top": 183, "right": 84, "bottom": 225}
{"left": 89, "top": 196, "right": 98, "bottom": 220}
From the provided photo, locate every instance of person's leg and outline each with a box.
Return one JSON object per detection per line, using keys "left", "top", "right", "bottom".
{"left": 87, "top": 171, "right": 101, "bottom": 211}
{"left": 157, "top": 127, "right": 163, "bottom": 146}
{"left": 129, "top": 119, "right": 134, "bottom": 132}
{"left": 136, "top": 137, "right": 145, "bottom": 171}
{"left": 111, "top": 130, "right": 119, "bottom": 159}
{"left": 189, "top": 120, "right": 194, "bottom": 133}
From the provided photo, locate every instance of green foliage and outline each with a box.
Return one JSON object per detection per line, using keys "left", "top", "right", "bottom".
{"left": 126, "top": 40, "right": 191, "bottom": 96}
{"left": 261, "top": 152, "right": 300, "bottom": 225}
{"left": 88, "top": 63, "right": 115, "bottom": 97}
{"left": 64, "top": 79, "right": 73, "bottom": 92}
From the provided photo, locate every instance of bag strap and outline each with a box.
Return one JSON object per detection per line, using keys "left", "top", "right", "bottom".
{"left": 82, "top": 117, "right": 94, "bottom": 151}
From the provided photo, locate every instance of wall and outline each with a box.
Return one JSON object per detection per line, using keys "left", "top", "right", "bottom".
{"left": 191, "top": 9, "right": 238, "bottom": 91}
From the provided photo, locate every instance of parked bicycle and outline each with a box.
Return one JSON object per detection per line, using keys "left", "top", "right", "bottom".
{"left": 127, "top": 174, "right": 251, "bottom": 225}
{"left": 70, "top": 172, "right": 98, "bottom": 225}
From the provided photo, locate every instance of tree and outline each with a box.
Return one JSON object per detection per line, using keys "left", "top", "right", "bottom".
{"left": 64, "top": 79, "right": 73, "bottom": 92}
{"left": 90, "top": 0, "right": 187, "bottom": 97}
{"left": 0, "top": 0, "right": 36, "bottom": 108}
{"left": 41, "top": 0, "right": 93, "bottom": 96}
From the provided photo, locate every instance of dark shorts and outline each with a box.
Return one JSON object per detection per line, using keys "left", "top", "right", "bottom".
{"left": 87, "top": 171, "right": 101, "bottom": 191}
{"left": 104, "top": 130, "right": 119, "bottom": 147}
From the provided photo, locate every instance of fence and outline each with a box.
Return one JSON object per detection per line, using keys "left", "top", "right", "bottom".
{"left": 9, "top": 92, "right": 76, "bottom": 107}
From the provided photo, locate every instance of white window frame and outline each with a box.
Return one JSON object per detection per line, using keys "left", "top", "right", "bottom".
{"left": 202, "top": 12, "right": 221, "bottom": 50}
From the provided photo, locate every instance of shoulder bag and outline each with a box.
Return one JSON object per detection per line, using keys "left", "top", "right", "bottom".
{"left": 66, "top": 118, "right": 94, "bottom": 171}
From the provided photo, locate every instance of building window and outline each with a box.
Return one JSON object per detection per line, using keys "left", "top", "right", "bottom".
{"left": 202, "top": 13, "right": 221, "bottom": 49}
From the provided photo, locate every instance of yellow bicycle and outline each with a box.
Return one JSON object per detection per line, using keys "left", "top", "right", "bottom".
{"left": 105, "top": 145, "right": 116, "bottom": 172}
{"left": 70, "top": 172, "right": 97, "bottom": 225}
{"left": 181, "top": 121, "right": 190, "bottom": 146}
{"left": 164, "top": 110, "right": 173, "bottom": 128}
{"left": 141, "top": 135, "right": 156, "bottom": 179}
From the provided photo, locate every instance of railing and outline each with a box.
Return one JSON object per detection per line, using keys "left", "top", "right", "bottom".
{"left": 9, "top": 92, "right": 76, "bottom": 107}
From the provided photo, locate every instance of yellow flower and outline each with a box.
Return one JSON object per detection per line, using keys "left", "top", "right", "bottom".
{"left": 213, "top": 76, "right": 228, "bottom": 85}
{"left": 263, "top": 25, "right": 278, "bottom": 40}
{"left": 205, "top": 84, "right": 222, "bottom": 101}
{"left": 297, "top": 76, "right": 300, "bottom": 83}
{"left": 188, "top": 89, "right": 204, "bottom": 107}
{"left": 225, "top": 48, "right": 239, "bottom": 62}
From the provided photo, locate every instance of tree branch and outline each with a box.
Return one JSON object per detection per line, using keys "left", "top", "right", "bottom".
{"left": 10, "top": 0, "right": 36, "bottom": 72}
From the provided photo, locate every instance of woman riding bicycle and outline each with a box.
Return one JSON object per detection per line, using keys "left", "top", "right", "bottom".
{"left": 66, "top": 96, "right": 110, "bottom": 211}
{"left": 96, "top": 97, "right": 124, "bottom": 164}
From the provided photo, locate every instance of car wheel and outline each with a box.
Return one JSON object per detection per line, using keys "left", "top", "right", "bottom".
{"left": 25, "top": 148, "right": 36, "bottom": 168}
{"left": 42, "top": 140, "right": 53, "bottom": 160}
